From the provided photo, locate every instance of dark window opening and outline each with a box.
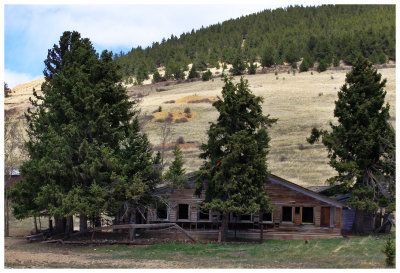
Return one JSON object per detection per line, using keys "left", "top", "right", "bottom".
{"left": 282, "top": 207, "right": 293, "bottom": 222}
{"left": 240, "top": 214, "right": 251, "bottom": 221}
{"left": 302, "top": 207, "right": 314, "bottom": 223}
{"left": 295, "top": 207, "right": 300, "bottom": 214}
{"left": 199, "top": 208, "right": 210, "bottom": 220}
{"left": 178, "top": 204, "right": 189, "bottom": 220}
{"left": 262, "top": 212, "right": 272, "bottom": 222}
{"left": 157, "top": 203, "right": 168, "bottom": 219}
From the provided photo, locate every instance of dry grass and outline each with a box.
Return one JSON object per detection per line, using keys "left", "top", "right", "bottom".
{"left": 4, "top": 68, "right": 396, "bottom": 186}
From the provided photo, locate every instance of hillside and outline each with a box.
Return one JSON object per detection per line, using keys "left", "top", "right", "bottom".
{"left": 114, "top": 5, "right": 395, "bottom": 83}
{"left": 6, "top": 66, "right": 395, "bottom": 187}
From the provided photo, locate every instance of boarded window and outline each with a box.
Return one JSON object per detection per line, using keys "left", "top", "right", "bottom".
{"left": 302, "top": 207, "right": 314, "bottom": 223}
{"left": 199, "top": 208, "right": 210, "bottom": 220}
{"left": 262, "top": 212, "right": 272, "bottom": 222}
{"left": 282, "top": 207, "right": 293, "bottom": 222}
{"left": 156, "top": 203, "right": 168, "bottom": 219}
{"left": 178, "top": 204, "right": 189, "bottom": 220}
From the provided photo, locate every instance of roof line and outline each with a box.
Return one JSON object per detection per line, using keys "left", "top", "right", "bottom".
{"left": 268, "top": 174, "right": 346, "bottom": 208}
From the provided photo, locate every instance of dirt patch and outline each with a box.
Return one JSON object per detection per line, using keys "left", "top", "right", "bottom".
{"left": 152, "top": 110, "right": 198, "bottom": 123}
{"left": 175, "top": 95, "right": 218, "bottom": 104}
{"left": 5, "top": 249, "right": 191, "bottom": 268}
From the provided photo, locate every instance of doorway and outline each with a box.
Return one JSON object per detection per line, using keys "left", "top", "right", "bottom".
{"left": 321, "top": 207, "right": 330, "bottom": 227}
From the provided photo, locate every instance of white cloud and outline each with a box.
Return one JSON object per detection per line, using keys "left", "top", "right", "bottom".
{"left": 4, "top": 69, "right": 41, "bottom": 89}
{"left": 8, "top": 4, "right": 277, "bottom": 49}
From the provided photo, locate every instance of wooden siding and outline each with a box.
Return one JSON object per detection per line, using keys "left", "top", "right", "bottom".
{"left": 150, "top": 176, "right": 344, "bottom": 235}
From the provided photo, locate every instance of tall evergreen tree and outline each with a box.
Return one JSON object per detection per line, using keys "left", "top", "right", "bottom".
{"left": 196, "top": 76, "right": 276, "bottom": 241}
{"left": 164, "top": 144, "right": 188, "bottom": 190}
{"left": 307, "top": 57, "right": 395, "bottom": 233}
{"left": 9, "top": 31, "right": 159, "bottom": 233}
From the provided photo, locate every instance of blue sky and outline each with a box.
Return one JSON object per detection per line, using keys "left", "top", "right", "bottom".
{"left": 4, "top": 3, "right": 288, "bottom": 88}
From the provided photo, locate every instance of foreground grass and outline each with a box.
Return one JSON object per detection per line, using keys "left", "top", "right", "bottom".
{"left": 5, "top": 235, "right": 392, "bottom": 268}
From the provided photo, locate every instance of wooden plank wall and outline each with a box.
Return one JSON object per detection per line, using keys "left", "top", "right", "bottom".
{"left": 150, "top": 179, "right": 343, "bottom": 234}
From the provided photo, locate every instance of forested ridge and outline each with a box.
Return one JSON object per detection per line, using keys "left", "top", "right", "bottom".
{"left": 114, "top": 5, "right": 395, "bottom": 82}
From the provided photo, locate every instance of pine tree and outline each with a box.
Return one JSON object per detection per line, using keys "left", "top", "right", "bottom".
{"left": 188, "top": 64, "right": 200, "bottom": 79}
{"left": 164, "top": 144, "right": 188, "bottom": 190}
{"left": 202, "top": 70, "right": 212, "bottom": 81}
{"left": 9, "top": 31, "right": 158, "bottom": 233}
{"left": 230, "top": 51, "right": 246, "bottom": 76}
{"left": 4, "top": 82, "right": 11, "bottom": 97}
{"left": 248, "top": 62, "right": 258, "bottom": 74}
{"left": 196, "top": 76, "right": 276, "bottom": 241}
{"left": 307, "top": 57, "right": 395, "bottom": 233}
{"left": 261, "top": 45, "right": 276, "bottom": 68}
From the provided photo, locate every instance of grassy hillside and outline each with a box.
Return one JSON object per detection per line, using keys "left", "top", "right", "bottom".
{"left": 137, "top": 67, "right": 396, "bottom": 186}
{"left": 4, "top": 67, "right": 396, "bottom": 187}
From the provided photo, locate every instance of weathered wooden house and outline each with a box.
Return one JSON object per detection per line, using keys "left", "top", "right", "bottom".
{"left": 147, "top": 173, "right": 345, "bottom": 240}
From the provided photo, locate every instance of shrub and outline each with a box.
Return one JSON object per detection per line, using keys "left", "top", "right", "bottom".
{"left": 333, "top": 56, "right": 340, "bottom": 67}
{"left": 176, "top": 136, "right": 185, "bottom": 144}
{"left": 165, "top": 114, "right": 173, "bottom": 123}
{"left": 188, "top": 65, "right": 200, "bottom": 79}
{"left": 279, "top": 156, "right": 287, "bottom": 162}
{"left": 202, "top": 70, "right": 212, "bottom": 81}
{"left": 164, "top": 100, "right": 175, "bottom": 104}
{"left": 158, "top": 106, "right": 162, "bottom": 112}
{"left": 175, "top": 118, "right": 188, "bottom": 123}
{"left": 188, "top": 98, "right": 213, "bottom": 103}
{"left": 298, "top": 144, "right": 309, "bottom": 150}
{"left": 317, "top": 60, "right": 328, "bottom": 72}
{"left": 248, "top": 62, "right": 257, "bottom": 74}
{"left": 184, "top": 107, "right": 191, "bottom": 114}
{"left": 382, "top": 236, "right": 395, "bottom": 267}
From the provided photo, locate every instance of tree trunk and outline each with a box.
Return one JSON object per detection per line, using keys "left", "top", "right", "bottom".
{"left": 259, "top": 211, "right": 263, "bottom": 244}
{"left": 94, "top": 215, "right": 101, "bottom": 227}
{"left": 33, "top": 216, "right": 39, "bottom": 234}
{"left": 353, "top": 209, "right": 365, "bottom": 234}
{"left": 129, "top": 209, "right": 136, "bottom": 241}
{"left": 4, "top": 197, "right": 9, "bottom": 237}
{"left": 49, "top": 217, "right": 53, "bottom": 233}
{"left": 66, "top": 216, "right": 74, "bottom": 234}
{"left": 221, "top": 212, "right": 229, "bottom": 242}
{"left": 80, "top": 214, "right": 88, "bottom": 232}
